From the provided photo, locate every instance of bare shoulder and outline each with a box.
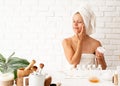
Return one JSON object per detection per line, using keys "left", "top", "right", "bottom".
{"left": 89, "top": 37, "right": 101, "bottom": 47}
{"left": 62, "top": 37, "right": 72, "bottom": 47}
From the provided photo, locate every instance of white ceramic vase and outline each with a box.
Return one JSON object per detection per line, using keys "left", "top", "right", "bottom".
{"left": 0, "top": 73, "right": 14, "bottom": 86}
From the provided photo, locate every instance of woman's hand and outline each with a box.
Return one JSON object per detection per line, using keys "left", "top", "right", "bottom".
{"left": 95, "top": 50, "right": 104, "bottom": 60}
{"left": 76, "top": 24, "right": 86, "bottom": 41}
{"left": 95, "top": 50, "right": 107, "bottom": 70}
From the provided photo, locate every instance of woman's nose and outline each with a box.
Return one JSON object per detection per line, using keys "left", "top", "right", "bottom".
{"left": 74, "top": 22, "right": 78, "bottom": 26}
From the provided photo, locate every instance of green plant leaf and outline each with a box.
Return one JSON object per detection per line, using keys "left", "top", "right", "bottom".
{"left": 13, "top": 70, "right": 17, "bottom": 79}
{"left": 0, "top": 53, "right": 30, "bottom": 79}
{"left": 7, "top": 52, "right": 15, "bottom": 63}
{"left": 0, "top": 53, "right": 6, "bottom": 64}
{"left": 8, "top": 57, "right": 29, "bottom": 79}
{"left": 7, "top": 57, "right": 29, "bottom": 65}
{"left": 0, "top": 54, "right": 6, "bottom": 72}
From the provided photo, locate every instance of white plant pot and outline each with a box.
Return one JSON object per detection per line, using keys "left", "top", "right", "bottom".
{"left": 0, "top": 73, "right": 14, "bottom": 86}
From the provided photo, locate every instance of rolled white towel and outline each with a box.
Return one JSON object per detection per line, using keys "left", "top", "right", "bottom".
{"left": 72, "top": 3, "right": 96, "bottom": 35}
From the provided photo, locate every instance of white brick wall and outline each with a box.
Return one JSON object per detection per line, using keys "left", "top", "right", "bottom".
{"left": 0, "top": 0, "right": 120, "bottom": 70}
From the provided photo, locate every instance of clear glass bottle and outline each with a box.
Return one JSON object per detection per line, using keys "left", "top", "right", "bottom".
{"left": 92, "top": 64, "right": 96, "bottom": 70}
{"left": 97, "top": 64, "right": 102, "bottom": 70}
{"left": 87, "top": 65, "right": 92, "bottom": 70}
{"left": 97, "top": 64, "right": 102, "bottom": 76}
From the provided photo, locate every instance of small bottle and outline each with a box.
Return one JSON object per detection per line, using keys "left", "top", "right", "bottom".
{"left": 76, "top": 64, "right": 80, "bottom": 70}
{"left": 87, "top": 65, "right": 92, "bottom": 70}
{"left": 97, "top": 64, "right": 102, "bottom": 70}
{"left": 114, "top": 71, "right": 118, "bottom": 85}
{"left": 81, "top": 65, "right": 86, "bottom": 70}
{"left": 112, "top": 75, "right": 114, "bottom": 83}
{"left": 97, "top": 64, "right": 102, "bottom": 75}
{"left": 92, "top": 64, "right": 96, "bottom": 70}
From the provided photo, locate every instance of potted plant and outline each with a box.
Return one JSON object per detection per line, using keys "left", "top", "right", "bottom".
{"left": 0, "top": 52, "right": 29, "bottom": 86}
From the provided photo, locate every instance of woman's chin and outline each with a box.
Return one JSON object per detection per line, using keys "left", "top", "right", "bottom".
{"left": 74, "top": 29, "right": 81, "bottom": 33}
{"left": 75, "top": 31, "right": 80, "bottom": 34}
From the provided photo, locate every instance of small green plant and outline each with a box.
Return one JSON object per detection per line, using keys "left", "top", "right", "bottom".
{"left": 0, "top": 52, "right": 29, "bottom": 79}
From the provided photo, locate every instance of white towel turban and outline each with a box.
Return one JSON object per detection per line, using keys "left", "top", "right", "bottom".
{"left": 73, "top": 4, "right": 96, "bottom": 35}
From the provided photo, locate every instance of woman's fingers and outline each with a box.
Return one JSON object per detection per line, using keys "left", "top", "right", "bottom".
{"left": 79, "top": 24, "right": 84, "bottom": 34}
{"left": 76, "top": 24, "right": 85, "bottom": 41}
{"left": 96, "top": 50, "right": 104, "bottom": 59}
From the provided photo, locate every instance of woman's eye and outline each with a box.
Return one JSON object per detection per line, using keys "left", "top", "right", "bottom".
{"left": 72, "top": 20, "right": 82, "bottom": 24}
{"left": 73, "top": 20, "right": 75, "bottom": 22}
{"left": 78, "top": 21, "right": 82, "bottom": 23}
{"left": 73, "top": 21, "right": 75, "bottom": 23}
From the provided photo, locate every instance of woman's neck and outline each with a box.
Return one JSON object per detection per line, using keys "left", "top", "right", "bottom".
{"left": 73, "top": 34, "right": 89, "bottom": 42}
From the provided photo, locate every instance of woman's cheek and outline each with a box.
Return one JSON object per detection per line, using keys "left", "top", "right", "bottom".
{"left": 77, "top": 28, "right": 81, "bottom": 33}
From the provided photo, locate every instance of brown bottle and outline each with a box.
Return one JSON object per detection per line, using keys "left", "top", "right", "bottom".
{"left": 114, "top": 71, "right": 118, "bottom": 85}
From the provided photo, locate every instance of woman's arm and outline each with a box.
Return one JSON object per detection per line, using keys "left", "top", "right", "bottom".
{"left": 62, "top": 25, "right": 85, "bottom": 67}
{"left": 62, "top": 39, "right": 82, "bottom": 67}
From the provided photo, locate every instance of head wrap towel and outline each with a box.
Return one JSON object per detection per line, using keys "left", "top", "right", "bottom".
{"left": 73, "top": 4, "right": 96, "bottom": 35}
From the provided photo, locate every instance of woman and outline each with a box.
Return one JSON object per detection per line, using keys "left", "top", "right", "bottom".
{"left": 62, "top": 5, "right": 107, "bottom": 70}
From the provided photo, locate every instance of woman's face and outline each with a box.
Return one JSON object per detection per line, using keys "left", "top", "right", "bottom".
{"left": 72, "top": 13, "right": 84, "bottom": 34}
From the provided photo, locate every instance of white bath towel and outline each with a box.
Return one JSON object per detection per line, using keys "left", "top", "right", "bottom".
{"left": 73, "top": 4, "right": 96, "bottom": 35}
